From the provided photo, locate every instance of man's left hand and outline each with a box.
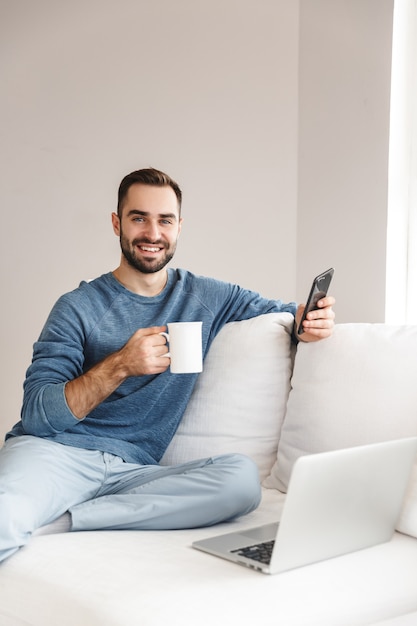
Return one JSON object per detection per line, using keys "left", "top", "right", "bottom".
{"left": 295, "top": 296, "right": 335, "bottom": 342}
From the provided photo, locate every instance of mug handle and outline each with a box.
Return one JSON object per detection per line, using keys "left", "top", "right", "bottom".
{"left": 159, "top": 332, "right": 170, "bottom": 358}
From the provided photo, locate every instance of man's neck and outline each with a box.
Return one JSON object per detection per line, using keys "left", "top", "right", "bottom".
{"left": 112, "top": 263, "right": 168, "bottom": 297}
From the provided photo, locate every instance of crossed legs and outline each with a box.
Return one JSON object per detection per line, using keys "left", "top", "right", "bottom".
{"left": 0, "top": 436, "right": 261, "bottom": 562}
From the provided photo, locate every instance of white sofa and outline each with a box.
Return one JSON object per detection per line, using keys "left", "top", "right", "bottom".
{"left": 1, "top": 313, "right": 417, "bottom": 626}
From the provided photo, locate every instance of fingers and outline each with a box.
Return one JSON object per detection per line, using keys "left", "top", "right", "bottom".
{"left": 136, "top": 325, "right": 167, "bottom": 338}
{"left": 317, "top": 296, "right": 335, "bottom": 309}
{"left": 121, "top": 326, "right": 171, "bottom": 376}
{"left": 296, "top": 298, "right": 336, "bottom": 343}
{"left": 301, "top": 321, "right": 334, "bottom": 341}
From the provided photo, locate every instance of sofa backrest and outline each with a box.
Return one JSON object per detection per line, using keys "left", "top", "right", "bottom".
{"left": 160, "top": 313, "right": 294, "bottom": 480}
{"left": 265, "top": 323, "right": 417, "bottom": 491}
{"left": 163, "top": 318, "right": 417, "bottom": 539}
{"left": 264, "top": 322, "right": 417, "bottom": 540}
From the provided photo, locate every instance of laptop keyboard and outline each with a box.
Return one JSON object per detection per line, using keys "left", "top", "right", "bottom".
{"left": 231, "top": 540, "right": 275, "bottom": 565}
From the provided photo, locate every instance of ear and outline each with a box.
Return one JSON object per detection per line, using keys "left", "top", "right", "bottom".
{"left": 177, "top": 216, "right": 183, "bottom": 238}
{"left": 111, "top": 212, "right": 120, "bottom": 237}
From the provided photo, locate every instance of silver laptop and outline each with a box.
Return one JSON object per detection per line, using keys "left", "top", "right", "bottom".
{"left": 192, "top": 437, "right": 417, "bottom": 574}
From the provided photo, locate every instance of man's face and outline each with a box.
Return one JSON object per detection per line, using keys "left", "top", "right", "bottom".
{"left": 113, "top": 183, "right": 182, "bottom": 274}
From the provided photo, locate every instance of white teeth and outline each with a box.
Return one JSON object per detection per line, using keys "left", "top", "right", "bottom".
{"left": 140, "top": 246, "right": 160, "bottom": 252}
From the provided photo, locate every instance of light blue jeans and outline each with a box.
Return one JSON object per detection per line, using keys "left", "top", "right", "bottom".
{"left": 0, "top": 436, "right": 261, "bottom": 563}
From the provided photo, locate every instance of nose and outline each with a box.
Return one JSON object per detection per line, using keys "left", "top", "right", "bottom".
{"left": 144, "top": 219, "right": 161, "bottom": 242}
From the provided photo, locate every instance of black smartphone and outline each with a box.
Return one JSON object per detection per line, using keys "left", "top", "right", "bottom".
{"left": 297, "top": 268, "right": 334, "bottom": 335}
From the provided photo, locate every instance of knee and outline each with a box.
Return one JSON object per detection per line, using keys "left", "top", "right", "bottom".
{"left": 0, "top": 494, "right": 34, "bottom": 561}
{"left": 212, "top": 453, "right": 262, "bottom": 518}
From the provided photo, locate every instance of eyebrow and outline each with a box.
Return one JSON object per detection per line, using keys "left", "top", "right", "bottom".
{"left": 126, "top": 209, "right": 178, "bottom": 220}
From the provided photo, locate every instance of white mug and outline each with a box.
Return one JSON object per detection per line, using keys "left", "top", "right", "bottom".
{"left": 160, "top": 322, "right": 203, "bottom": 374}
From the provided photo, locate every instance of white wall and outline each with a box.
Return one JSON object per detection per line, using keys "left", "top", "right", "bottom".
{"left": 0, "top": 0, "right": 395, "bottom": 439}
{"left": 0, "top": 0, "right": 299, "bottom": 437}
{"left": 297, "top": 0, "right": 394, "bottom": 321}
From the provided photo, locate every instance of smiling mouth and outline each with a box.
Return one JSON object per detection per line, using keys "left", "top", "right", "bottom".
{"left": 133, "top": 239, "right": 167, "bottom": 255}
{"left": 139, "top": 245, "right": 163, "bottom": 253}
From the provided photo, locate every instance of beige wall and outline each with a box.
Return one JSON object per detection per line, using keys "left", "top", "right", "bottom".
{"left": 297, "top": 0, "right": 394, "bottom": 320}
{"left": 0, "top": 0, "right": 394, "bottom": 438}
{"left": 0, "top": 0, "right": 299, "bottom": 436}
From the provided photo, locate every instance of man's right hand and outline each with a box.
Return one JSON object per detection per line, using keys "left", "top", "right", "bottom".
{"left": 119, "top": 326, "right": 170, "bottom": 377}
{"left": 65, "top": 326, "right": 170, "bottom": 420}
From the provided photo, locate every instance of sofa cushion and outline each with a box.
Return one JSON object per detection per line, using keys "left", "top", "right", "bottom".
{"left": 161, "top": 313, "right": 294, "bottom": 480}
{"left": 397, "top": 463, "right": 417, "bottom": 538}
{"left": 264, "top": 323, "right": 417, "bottom": 537}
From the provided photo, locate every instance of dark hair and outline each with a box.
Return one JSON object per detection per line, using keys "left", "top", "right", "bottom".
{"left": 117, "top": 167, "right": 182, "bottom": 217}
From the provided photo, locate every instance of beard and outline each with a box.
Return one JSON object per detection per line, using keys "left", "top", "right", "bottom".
{"left": 119, "top": 232, "right": 177, "bottom": 274}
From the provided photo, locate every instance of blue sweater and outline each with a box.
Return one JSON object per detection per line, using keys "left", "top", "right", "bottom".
{"left": 7, "top": 270, "right": 296, "bottom": 464}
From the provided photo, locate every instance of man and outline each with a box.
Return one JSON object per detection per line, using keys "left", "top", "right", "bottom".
{"left": 0, "top": 168, "right": 335, "bottom": 562}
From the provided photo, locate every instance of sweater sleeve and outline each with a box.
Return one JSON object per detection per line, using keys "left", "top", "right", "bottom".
{"left": 186, "top": 275, "right": 297, "bottom": 337}
{"left": 20, "top": 293, "right": 89, "bottom": 436}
